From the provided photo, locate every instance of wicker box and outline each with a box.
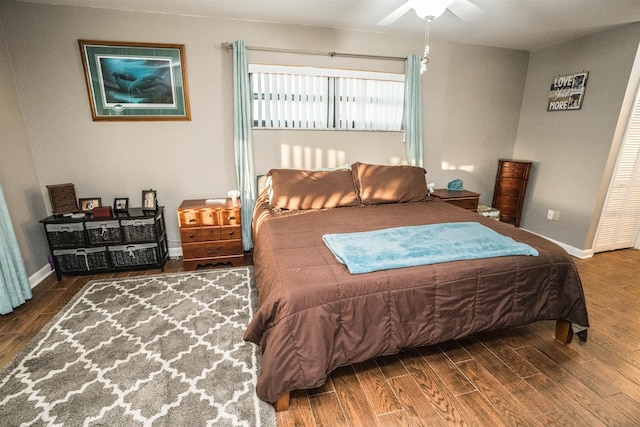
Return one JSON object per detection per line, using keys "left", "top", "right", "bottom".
{"left": 53, "top": 247, "right": 109, "bottom": 272}
{"left": 45, "top": 223, "right": 86, "bottom": 248}
{"left": 477, "top": 204, "right": 500, "bottom": 221}
{"left": 85, "top": 220, "right": 122, "bottom": 244}
{"left": 121, "top": 218, "right": 157, "bottom": 242}
{"left": 108, "top": 243, "right": 158, "bottom": 267}
{"left": 46, "top": 183, "right": 78, "bottom": 215}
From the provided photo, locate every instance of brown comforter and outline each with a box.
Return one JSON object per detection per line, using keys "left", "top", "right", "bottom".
{"left": 244, "top": 193, "right": 589, "bottom": 403}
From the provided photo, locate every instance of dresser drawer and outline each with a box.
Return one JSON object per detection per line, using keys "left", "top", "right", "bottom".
{"left": 182, "top": 240, "right": 243, "bottom": 260}
{"left": 496, "top": 184, "right": 523, "bottom": 199}
{"left": 494, "top": 196, "right": 519, "bottom": 216}
{"left": 499, "top": 163, "right": 528, "bottom": 179}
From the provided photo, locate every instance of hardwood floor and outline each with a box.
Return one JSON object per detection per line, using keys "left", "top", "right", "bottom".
{"left": 1, "top": 250, "right": 639, "bottom": 426}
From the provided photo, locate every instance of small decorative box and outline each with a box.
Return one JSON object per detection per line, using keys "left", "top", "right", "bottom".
{"left": 46, "top": 183, "right": 78, "bottom": 215}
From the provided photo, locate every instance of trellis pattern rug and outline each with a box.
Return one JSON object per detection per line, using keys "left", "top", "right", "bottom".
{"left": 0, "top": 267, "right": 275, "bottom": 427}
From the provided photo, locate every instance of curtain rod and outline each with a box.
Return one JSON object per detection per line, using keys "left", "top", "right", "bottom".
{"left": 218, "top": 42, "right": 406, "bottom": 62}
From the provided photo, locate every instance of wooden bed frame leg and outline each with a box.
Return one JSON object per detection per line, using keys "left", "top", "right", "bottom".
{"left": 274, "top": 392, "right": 290, "bottom": 412}
{"left": 555, "top": 320, "right": 573, "bottom": 344}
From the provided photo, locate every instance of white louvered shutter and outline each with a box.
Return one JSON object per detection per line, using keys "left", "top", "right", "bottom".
{"left": 594, "top": 82, "right": 640, "bottom": 252}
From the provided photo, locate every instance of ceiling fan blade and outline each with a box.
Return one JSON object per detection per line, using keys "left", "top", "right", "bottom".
{"left": 447, "top": 0, "right": 483, "bottom": 21}
{"left": 377, "top": 2, "right": 413, "bottom": 26}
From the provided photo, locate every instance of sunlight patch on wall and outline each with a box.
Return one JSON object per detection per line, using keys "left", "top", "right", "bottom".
{"left": 281, "top": 144, "right": 347, "bottom": 169}
{"left": 442, "top": 161, "right": 475, "bottom": 172}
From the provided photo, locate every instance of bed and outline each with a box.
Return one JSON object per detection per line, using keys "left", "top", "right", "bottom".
{"left": 243, "top": 162, "right": 589, "bottom": 410}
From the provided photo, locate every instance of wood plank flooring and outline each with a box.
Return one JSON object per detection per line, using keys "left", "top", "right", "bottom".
{"left": 1, "top": 250, "right": 639, "bottom": 426}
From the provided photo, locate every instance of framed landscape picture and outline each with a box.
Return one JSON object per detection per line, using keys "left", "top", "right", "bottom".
{"left": 78, "top": 40, "right": 190, "bottom": 121}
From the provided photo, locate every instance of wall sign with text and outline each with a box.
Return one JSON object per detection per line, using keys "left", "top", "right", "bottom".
{"left": 547, "top": 72, "right": 588, "bottom": 112}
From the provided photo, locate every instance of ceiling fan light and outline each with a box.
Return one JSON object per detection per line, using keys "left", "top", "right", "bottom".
{"left": 413, "top": 0, "right": 456, "bottom": 19}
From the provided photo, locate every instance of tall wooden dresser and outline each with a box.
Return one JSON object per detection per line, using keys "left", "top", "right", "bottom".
{"left": 177, "top": 199, "right": 243, "bottom": 270}
{"left": 491, "top": 160, "right": 532, "bottom": 227}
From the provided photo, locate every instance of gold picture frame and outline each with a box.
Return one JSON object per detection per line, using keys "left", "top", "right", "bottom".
{"left": 79, "top": 40, "right": 190, "bottom": 121}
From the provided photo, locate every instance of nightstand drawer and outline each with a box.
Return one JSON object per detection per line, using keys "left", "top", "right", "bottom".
{"left": 431, "top": 189, "right": 480, "bottom": 212}
{"left": 182, "top": 240, "right": 243, "bottom": 259}
{"left": 178, "top": 209, "right": 200, "bottom": 227}
{"left": 201, "top": 227, "right": 222, "bottom": 241}
{"left": 180, "top": 228, "right": 202, "bottom": 243}
{"left": 221, "top": 209, "right": 241, "bottom": 225}
{"left": 447, "top": 198, "right": 479, "bottom": 211}
{"left": 220, "top": 225, "right": 241, "bottom": 240}
{"left": 200, "top": 208, "right": 220, "bottom": 226}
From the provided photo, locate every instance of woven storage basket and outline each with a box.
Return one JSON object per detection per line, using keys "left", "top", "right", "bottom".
{"left": 108, "top": 243, "right": 158, "bottom": 267}
{"left": 45, "top": 223, "right": 86, "bottom": 248}
{"left": 86, "top": 220, "right": 122, "bottom": 244}
{"left": 53, "top": 247, "right": 109, "bottom": 272}
{"left": 121, "top": 218, "right": 156, "bottom": 242}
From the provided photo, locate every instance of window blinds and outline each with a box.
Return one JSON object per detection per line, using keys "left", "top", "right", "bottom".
{"left": 249, "top": 64, "right": 404, "bottom": 131}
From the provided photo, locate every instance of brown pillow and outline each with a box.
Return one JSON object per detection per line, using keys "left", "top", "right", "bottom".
{"left": 351, "top": 162, "right": 428, "bottom": 204}
{"left": 268, "top": 168, "right": 359, "bottom": 210}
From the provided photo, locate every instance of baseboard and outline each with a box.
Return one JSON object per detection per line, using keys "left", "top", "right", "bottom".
{"left": 29, "top": 264, "right": 54, "bottom": 289}
{"left": 29, "top": 248, "right": 183, "bottom": 289}
{"left": 521, "top": 228, "right": 593, "bottom": 259}
{"left": 169, "top": 246, "right": 183, "bottom": 258}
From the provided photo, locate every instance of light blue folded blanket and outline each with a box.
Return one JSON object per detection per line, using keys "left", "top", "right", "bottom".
{"left": 322, "top": 222, "right": 539, "bottom": 274}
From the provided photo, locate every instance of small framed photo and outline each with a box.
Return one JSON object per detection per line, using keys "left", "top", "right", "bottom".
{"left": 113, "top": 197, "right": 129, "bottom": 212}
{"left": 142, "top": 189, "right": 157, "bottom": 211}
{"left": 79, "top": 197, "right": 102, "bottom": 213}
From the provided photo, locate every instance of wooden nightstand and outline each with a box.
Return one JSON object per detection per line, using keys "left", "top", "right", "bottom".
{"left": 177, "top": 199, "right": 243, "bottom": 270}
{"left": 431, "top": 189, "right": 480, "bottom": 211}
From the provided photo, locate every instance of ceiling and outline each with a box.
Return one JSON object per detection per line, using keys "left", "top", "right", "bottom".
{"left": 20, "top": 0, "right": 640, "bottom": 51}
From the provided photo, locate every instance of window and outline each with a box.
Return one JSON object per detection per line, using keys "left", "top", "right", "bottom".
{"left": 249, "top": 65, "right": 404, "bottom": 131}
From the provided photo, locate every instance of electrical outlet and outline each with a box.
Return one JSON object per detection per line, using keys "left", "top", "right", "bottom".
{"left": 547, "top": 210, "right": 560, "bottom": 221}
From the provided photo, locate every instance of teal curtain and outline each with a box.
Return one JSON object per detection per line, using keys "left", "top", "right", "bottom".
{"left": 233, "top": 40, "right": 256, "bottom": 251}
{"left": 404, "top": 54, "right": 424, "bottom": 167}
{"left": 0, "top": 181, "right": 31, "bottom": 315}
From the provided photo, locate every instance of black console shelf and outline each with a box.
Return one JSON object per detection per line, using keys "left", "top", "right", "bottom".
{"left": 41, "top": 207, "right": 168, "bottom": 281}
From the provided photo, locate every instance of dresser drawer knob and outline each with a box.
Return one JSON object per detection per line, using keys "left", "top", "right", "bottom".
{"left": 188, "top": 219, "right": 197, "bottom": 223}
{"left": 228, "top": 216, "right": 236, "bottom": 220}
{"left": 228, "top": 231, "right": 234, "bottom": 236}
{"left": 206, "top": 247, "right": 221, "bottom": 254}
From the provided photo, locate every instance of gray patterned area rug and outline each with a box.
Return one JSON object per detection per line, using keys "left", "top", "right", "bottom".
{"left": 0, "top": 267, "right": 275, "bottom": 427}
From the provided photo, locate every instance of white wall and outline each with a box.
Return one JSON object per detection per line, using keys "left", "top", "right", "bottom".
{"left": 513, "top": 23, "right": 640, "bottom": 251}
{"left": 1, "top": 0, "right": 529, "bottom": 269}
{"left": 0, "top": 17, "right": 50, "bottom": 275}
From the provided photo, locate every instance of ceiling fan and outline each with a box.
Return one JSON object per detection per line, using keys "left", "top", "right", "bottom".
{"left": 378, "top": 0, "right": 482, "bottom": 26}
{"left": 378, "top": 0, "right": 483, "bottom": 73}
